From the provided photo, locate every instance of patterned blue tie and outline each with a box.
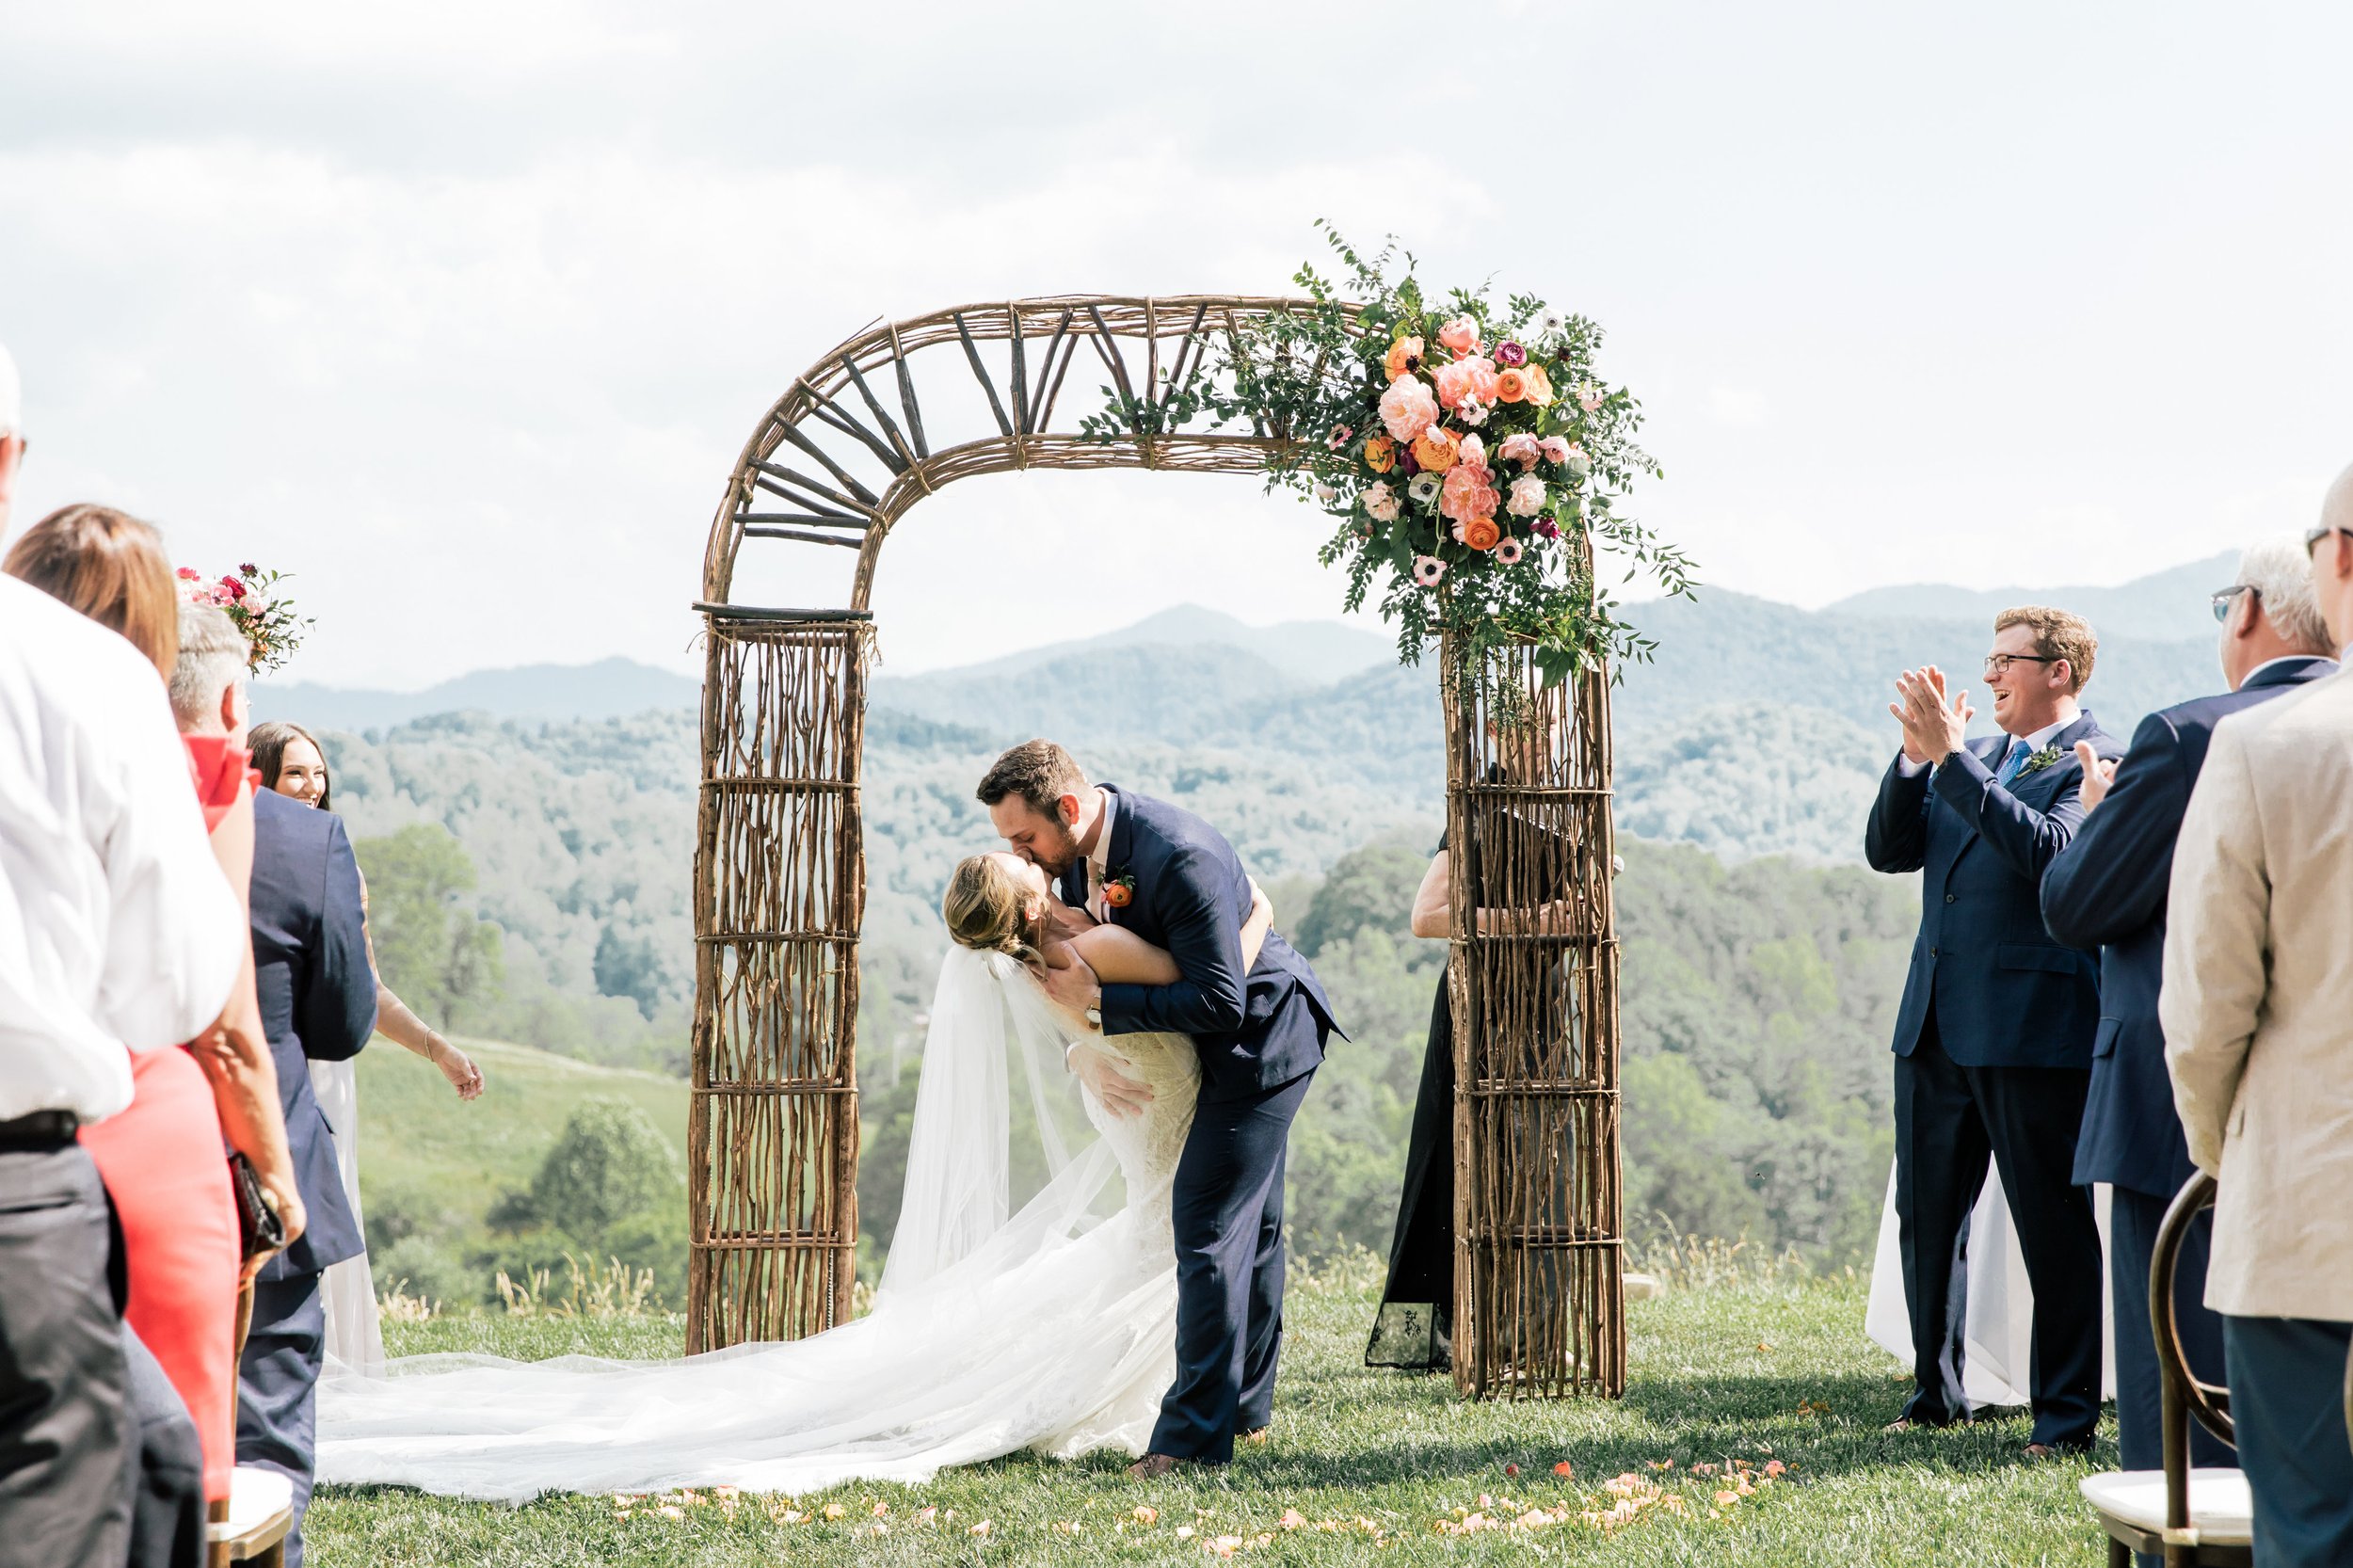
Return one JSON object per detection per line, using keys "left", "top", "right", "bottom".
{"left": 1995, "top": 737, "right": 2032, "bottom": 786}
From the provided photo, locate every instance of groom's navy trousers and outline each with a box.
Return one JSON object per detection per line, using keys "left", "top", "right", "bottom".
{"left": 1866, "top": 715, "right": 2116, "bottom": 1449}
{"left": 1062, "top": 784, "right": 1337, "bottom": 1464}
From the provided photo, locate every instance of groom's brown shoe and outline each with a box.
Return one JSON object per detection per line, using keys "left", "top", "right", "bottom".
{"left": 1127, "top": 1453, "right": 1191, "bottom": 1480}
{"left": 1241, "top": 1426, "right": 1271, "bottom": 1447}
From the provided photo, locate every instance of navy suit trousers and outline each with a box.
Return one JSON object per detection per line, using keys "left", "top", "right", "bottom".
{"left": 2108, "top": 1187, "right": 2230, "bottom": 1474}
{"left": 2222, "top": 1315, "right": 2353, "bottom": 1568}
{"left": 238, "top": 1272, "right": 326, "bottom": 1567}
{"left": 1894, "top": 1022, "right": 2103, "bottom": 1447}
{"left": 1150, "top": 1068, "right": 1315, "bottom": 1463}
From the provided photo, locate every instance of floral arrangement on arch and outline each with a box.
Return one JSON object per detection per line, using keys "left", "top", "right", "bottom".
{"left": 176, "top": 563, "right": 311, "bottom": 675}
{"left": 1085, "top": 227, "right": 1696, "bottom": 688}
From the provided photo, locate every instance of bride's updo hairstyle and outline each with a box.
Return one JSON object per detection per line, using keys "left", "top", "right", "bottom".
{"left": 943, "top": 855, "right": 1046, "bottom": 966}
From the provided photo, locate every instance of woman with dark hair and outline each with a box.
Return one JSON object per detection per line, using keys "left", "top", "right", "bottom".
{"left": 4, "top": 503, "right": 304, "bottom": 1561}
{"left": 247, "top": 719, "right": 480, "bottom": 1380}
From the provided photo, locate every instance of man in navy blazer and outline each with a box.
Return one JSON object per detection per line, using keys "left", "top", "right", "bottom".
{"left": 2041, "top": 540, "right": 2337, "bottom": 1480}
{"left": 980, "top": 741, "right": 1337, "bottom": 1475}
{"left": 1865, "top": 606, "right": 2121, "bottom": 1456}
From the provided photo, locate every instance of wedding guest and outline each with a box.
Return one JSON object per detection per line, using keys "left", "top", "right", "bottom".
{"left": 1369, "top": 712, "right": 1578, "bottom": 1372}
{"left": 188, "top": 623, "right": 378, "bottom": 1566}
{"left": 2162, "top": 468, "right": 2353, "bottom": 1567}
{"left": 248, "top": 721, "right": 479, "bottom": 1381}
{"left": 250, "top": 721, "right": 485, "bottom": 1102}
{"left": 1865, "top": 608, "right": 2119, "bottom": 1457}
{"left": 2041, "top": 537, "right": 2335, "bottom": 1494}
{"left": 0, "top": 554, "right": 247, "bottom": 1557}
{"left": 7, "top": 513, "right": 307, "bottom": 1564}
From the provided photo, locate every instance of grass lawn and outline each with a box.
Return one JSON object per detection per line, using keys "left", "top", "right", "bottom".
{"left": 309, "top": 1269, "right": 2115, "bottom": 1565}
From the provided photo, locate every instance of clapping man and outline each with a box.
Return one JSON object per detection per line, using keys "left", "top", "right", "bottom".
{"left": 2162, "top": 469, "right": 2353, "bottom": 1566}
{"left": 2041, "top": 538, "right": 2335, "bottom": 1491}
{"left": 173, "top": 606, "right": 377, "bottom": 1567}
{"left": 1865, "top": 608, "right": 2121, "bottom": 1457}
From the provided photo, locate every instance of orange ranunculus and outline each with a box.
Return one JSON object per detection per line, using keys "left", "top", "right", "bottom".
{"left": 1495, "top": 367, "right": 1529, "bottom": 404}
{"left": 1411, "top": 426, "right": 1459, "bottom": 473}
{"left": 1384, "top": 336, "right": 1425, "bottom": 382}
{"left": 1521, "top": 361, "right": 1556, "bottom": 407}
{"left": 1462, "top": 517, "right": 1502, "bottom": 552}
{"left": 1364, "top": 435, "right": 1397, "bottom": 472}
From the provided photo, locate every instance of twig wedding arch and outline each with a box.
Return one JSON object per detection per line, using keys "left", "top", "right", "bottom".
{"left": 689, "top": 296, "right": 1625, "bottom": 1398}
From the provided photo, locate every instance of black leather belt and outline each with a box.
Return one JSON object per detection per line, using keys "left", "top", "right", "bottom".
{"left": 0, "top": 1110, "right": 80, "bottom": 1148}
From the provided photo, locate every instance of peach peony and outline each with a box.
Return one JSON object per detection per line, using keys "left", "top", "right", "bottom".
{"left": 1507, "top": 472, "right": 1549, "bottom": 517}
{"left": 1521, "top": 362, "right": 1556, "bottom": 406}
{"left": 1457, "top": 431, "right": 1486, "bottom": 470}
{"left": 1377, "top": 376, "right": 1440, "bottom": 443}
{"left": 1364, "top": 481, "right": 1401, "bottom": 523}
{"left": 1411, "top": 426, "right": 1460, "bottom": 474}
{"left": 1436, "top": 315, "right": 1481, "bottom": 357}
{"left": 1499, "top": 432, "right": 1543, "bottom": 469}
{"left": 1383, "top": 337, "right": 1425, "bottom": 382}
{"left": 1495, "top": 367, "right": 1529, "bottom": 404}
{"left": 1363, "top": 434, "right": 1397, "bottom": 472}
{"left": 1440, "top": 462, "right": 1501, "bottom": 522}
{"left": 1540, "top": 435, "right": 1572, "bottom": 467}
{"left": 1432, "top": 356, "right": 1499, "bottom": 411}
{"left": 1462, "top": 517, "right": 1502, "bottom": 552}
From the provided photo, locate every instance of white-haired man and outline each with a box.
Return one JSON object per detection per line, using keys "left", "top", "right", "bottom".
{"left": 175, "top": 605, "right": 377, "bottom": 1567}
{"left": 2162, "top": 468, "right": 2353, "bottom": 1567}
{"left": 2041, "top": 536, "right": 2336, "bottom": 1506}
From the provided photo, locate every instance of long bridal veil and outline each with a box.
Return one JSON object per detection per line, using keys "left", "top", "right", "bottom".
{"left": 317, "top": 946, "right": 1194, "bottom": 1502}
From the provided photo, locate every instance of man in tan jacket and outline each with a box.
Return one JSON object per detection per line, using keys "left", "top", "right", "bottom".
{"left": 2161, "top": 462, "right": 2353, "bottom": 1568}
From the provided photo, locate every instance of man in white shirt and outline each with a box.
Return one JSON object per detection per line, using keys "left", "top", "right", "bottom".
{"left": 2162, "top": 464, "right": 2353, "bottom": 1567}
{"left": 0, "top": 354, "right": 247, "bottom": 1565}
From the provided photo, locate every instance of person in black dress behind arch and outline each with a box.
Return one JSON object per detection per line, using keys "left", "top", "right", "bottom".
{"left": 1368, "top": 721, "right": 1582, "bottom": 1372}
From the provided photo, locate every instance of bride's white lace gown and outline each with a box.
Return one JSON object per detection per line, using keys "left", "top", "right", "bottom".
{"left": 316, "top": 949, "right": 1199, "bottom": 1502}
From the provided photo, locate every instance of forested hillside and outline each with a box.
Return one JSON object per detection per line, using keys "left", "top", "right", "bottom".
{"left": 312, "top": 566, "right": 2229, "bottom": 1300}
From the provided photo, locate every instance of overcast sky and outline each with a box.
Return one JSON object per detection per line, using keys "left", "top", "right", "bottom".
{"left": 4, "top": 2, "right": 2348, "bottom": 688}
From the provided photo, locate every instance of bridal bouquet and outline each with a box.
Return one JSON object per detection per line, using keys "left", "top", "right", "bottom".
{"left": 1086, "top": 226, "right": 1695, "bottom": 688}
{"left": 177, "top": 563, "right": 312, "bottom": 674}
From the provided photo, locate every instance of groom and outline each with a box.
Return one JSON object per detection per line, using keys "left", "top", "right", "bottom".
{"left": 978, "top": 741, "right": 1337, "bottom": 1476}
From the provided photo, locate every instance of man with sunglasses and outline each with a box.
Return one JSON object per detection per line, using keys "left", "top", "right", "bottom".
{"left": 2162, "top": 470, "right": 2353, "bottom": 1566}
{"left": 1866, "top": 606, "right": 2121, "bottom": 1458}
{"left": 2041, "top": 537, "right": 2333, "bottom": 1518}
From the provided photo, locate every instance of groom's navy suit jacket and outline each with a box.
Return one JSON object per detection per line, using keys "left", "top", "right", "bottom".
{"left": 248, "top": 786, "right": 377, "bottom": 1282}
{"left": 1865, "top": 712, "right": 2121, "bottom": 1070}
{"left": 2041, "top": 657, "right": 2335, "bottom": 1197}
{"left": 1058, "top": 784, "right": 1337, "bottom": 1102}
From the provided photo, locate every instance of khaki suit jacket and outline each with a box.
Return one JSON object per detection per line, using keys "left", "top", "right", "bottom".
{"left": 2161, "top": 669, "right": 2353, "bottom": 1320}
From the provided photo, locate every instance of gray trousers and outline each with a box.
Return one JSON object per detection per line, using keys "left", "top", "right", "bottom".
{"left": 0, "top": 1143, "right": 130, "bottom": 1568}
{"left": 122, "top": 1324, "right": 206, "bottom": 1568}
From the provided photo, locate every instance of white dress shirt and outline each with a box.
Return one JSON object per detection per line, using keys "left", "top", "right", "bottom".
{"left": 1082, "top": 786, "right": 1117, "bottom": 921}
{"left": 0, "top": 577, "right": 244, "bottom": 1122}
{"left": 1897, "top": 712, "right": 2075, "bottom": 779}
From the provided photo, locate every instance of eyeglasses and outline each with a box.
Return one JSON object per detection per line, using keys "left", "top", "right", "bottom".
{"left": 2306, "top": 524, "right": 2353, "bottom": 560}
{"left": 1982, "top": 653, "right": 2060, "bottom": 679}
{"left": 2211, "top": 584, "right": 2259, "bottom": 623}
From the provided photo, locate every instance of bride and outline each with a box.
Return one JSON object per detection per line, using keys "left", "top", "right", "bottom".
{"left": 315, "top": 851, "right": 1271, "bottom": 1502}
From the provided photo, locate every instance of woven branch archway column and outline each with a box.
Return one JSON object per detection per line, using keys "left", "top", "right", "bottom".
{"left": 690, "top": 296, "right": 1624, "bottom": 1397}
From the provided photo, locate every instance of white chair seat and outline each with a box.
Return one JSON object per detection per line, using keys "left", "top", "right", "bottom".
{"left": 209, "top": 1464, "right": 296, "bottom": 1542}
{"left": 2079, "top": 1468, "right": 2253, "bottom": 1544}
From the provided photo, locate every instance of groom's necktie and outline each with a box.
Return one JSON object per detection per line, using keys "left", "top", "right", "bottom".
{"left": 1995, "top": 737, "right": 2032, "bottom": 786}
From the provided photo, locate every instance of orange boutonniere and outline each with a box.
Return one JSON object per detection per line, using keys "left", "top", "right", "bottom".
{"left": 1103, "top": 869, "right": 1136, "bottom": 910}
